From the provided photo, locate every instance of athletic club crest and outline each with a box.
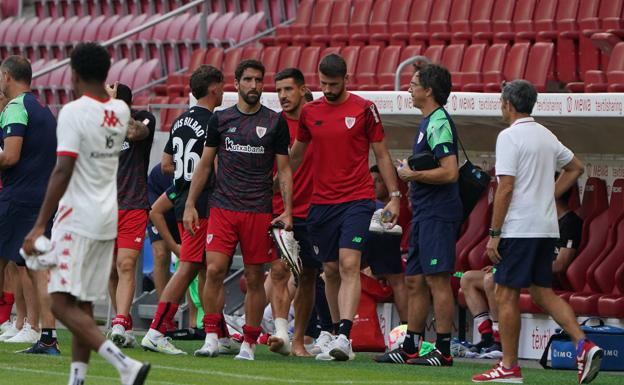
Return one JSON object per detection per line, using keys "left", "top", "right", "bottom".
{"left": 345, "top": 117, "right": 356, "bottom": 129}
{"left": 206, "top": 234, "right": 213, "bottom": 244}
{"left": 256, "top": 126, "right": 267, "bottom": 138}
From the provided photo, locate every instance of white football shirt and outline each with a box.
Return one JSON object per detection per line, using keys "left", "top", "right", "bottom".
{"left": 55, "top": 94, "right": 130, "bottom": 240}
{"left": 495, "top": 117, "right": 574, "bottom": 238}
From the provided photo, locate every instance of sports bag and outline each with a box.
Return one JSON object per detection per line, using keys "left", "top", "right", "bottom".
{"left": 457, "top": 135, "right": 491, "bottom": 220}
{"left": 540, "top": 318, "right": 624, "bottom": 371}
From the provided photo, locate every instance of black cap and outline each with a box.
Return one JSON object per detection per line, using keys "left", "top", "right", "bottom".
{"left": 116, "top": 83, "right": 132, "bottom": 107}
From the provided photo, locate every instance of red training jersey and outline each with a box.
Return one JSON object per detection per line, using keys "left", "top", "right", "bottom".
{"left": 297, "top": 93, "right": 385, "bottom": 205}
{"left": 273, "top": 114, "right": 314, "bottom": 218}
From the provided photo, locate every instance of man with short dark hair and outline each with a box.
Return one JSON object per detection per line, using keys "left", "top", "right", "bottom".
{"left": 289, "top": 54, "right": 401, "bottom": 361}
{"left": 185, "top": 59, "right": 293, "bottom": 361}
{"left": 271, "top": 67, "right": 318, "bottom": 357}
{"left": 140, "top": 65, "right": 227, "bottom": 356}
{"left": 0, "top": 55, "right": 58, "bottom": 352}
{"left": 22, "top": 42, "right": 150, "bottom": 385}
{"left": 472, "top": 80, "right": 601, "bottom": 384}
{"left": 107, "top": 82, "right": 156, "bottom": 348}
{"left": 379, "top": 64, "right": 462, "bottom": 366}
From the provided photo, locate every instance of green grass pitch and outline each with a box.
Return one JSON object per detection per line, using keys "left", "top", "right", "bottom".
{"left": 0, "top": 330, "right": 622, "bottom": 385}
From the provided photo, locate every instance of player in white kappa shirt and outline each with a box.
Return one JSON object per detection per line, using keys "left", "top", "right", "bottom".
{"left": 22, "top": 43, "right": 150, "bottom": 385}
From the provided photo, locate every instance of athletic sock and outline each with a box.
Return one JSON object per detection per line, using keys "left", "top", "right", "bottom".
{"left": 274, "top": 318, "right": 289, "bottom": 339}
{"left": 97, "top": 340, "right": 137, "bottom": 373}
{"left": 337, "top": 319, "right": 353, "bottom": 339}
{"left": 202, "top": 313, "right": 224, "bottom": 337}
{"left": 492, "top": 321, "right": 500, "bottom": 343}
{"left": 40, "top": 328, "right": 57, "bottom": 345}
{"left": 111, "top": 314, "right": 132, "bottom": 331}
{"left": 436, "top": 333, "right": 452, "bottom": 357}
{"left": 333, "top": 322, "right": 340, "bottom": 335}
{"left": 68, "top": 362, "right": 87, "bottom": 385}
{"left": 474, "top": 312, "right": 493, "bottom": 344}
{"left": 242, "top": 324, "right": 262, "bottom": 345}
{"left": 150, "top": 302, "right": 179, "bottom": 334}
{"left": 403, "top": 330, "right": 423, "bottom": 355}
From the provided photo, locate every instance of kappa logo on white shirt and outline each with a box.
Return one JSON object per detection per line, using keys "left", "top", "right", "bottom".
{"left": 256, "top": 126, "right": 267, "bottom": 138}
{"left": 207, "top": 234, "right": 214, "bottom": 244}
{"left": 345, "top": 117, "right": 356, "bottom": 129}
{"left": 417, "top": 131, "right": 424, "bottom": 144}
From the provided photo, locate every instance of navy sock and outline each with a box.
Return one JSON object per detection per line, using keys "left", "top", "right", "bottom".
{"left": 403, "top": 330, "right": 423, "bottom": 355}
{"left": 40, "top": 328, "right": 57, "bottom": 345}
{"left": 337, "top": 319, "right": 353, "bottom": 338}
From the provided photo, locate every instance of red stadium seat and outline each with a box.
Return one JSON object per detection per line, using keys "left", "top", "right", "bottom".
{"left": 397, "top": 45, "right": 424, "bottom": 89}
{"left": 299, "top": 46, "right": 322, "bottom": 90}
{"left": 493, "top": 0, "right": 537, "bottom": 44}
{"left": 440, "top": 44, "right": 465, "bottom": 74}
{"left": 462, "top": 43, "right": 508, "bottom": 91}
{"left": 222, "top": 12, "right": 250, "bottom": 46}
{"left": 331, "top": 0, "right": 374, "bottom": 47}
{"left": 515, "top": 0, "right": 559, "bottom": 42}
{"left": 311, "top": 0, "right": 351, "bottom": 47}
{"left": 0, "top": 17, "right": 14, "bottom": 44}
{"left": 263, "top": 0, "right": 314, "bottom": 46}
{"left": 577, "top": 177, "right": 609, "bottom": 250}
{"left": 265, "top": 46, "right": 302, "bottom": 91}
{"left": 353, "top": 46, "right": 381, "bottom": 88}
{"left": 363, "top": 45, "right": 402, "bottom": 91}
{"left": 293, "top": 0, "right": 334, "bottom": 46}
{"left": 422, "top": 44, "right": 444, "bottom": 64}
{"left": 341, "top": 46, "right": 361, "bottom": 85}
{"left": 351, "top": 0, "right": 392, "bottom": 46}
{"left": 208, "top": 12, "right": 236, "bottom": 44}
{"left": 410, "top": 0, "right": 452, "bottom": 46}
{"left": 238, "top": 11, "right": 266, "bottom": 43}
{"left": 572, "top": 42, "right": 624, "bottom": 92}
{"left": 118, "top": 59, "right": 144, "bottom": 88}
{"left": 472, "top": 0, "right": 515, "bottom": 43}
{"left": 21, "top": 17, "right": 53, "bottom": 60}
{"left": 389, "top": 0, "right": 433, "bottom": 46}
{"left": 370, "top": 0, "right": 413, "bottom": 47}
{"left": 449, "top": 0, "right": 495, "bottom": 44}
{"left": 452, "top": 44, "right": 487, "bottom": 91}
{"left": 260, "top": 46, "right": 282, "bottom": 86}
{"left": 222, "top": 47, "right": 244, "bottom": 92}
{"left": 524, "top": 42, "right": 555, "bottom": 92}
{"left": 483, "top": 42, "right": 530, "bottom": 92}
{"left": 133, "top": 59, "right": 160, "bottom": 96}
{"left": 466, "top": 237, "right": 489, "bottom": 271}
{"left": 431, "top": 0, "right": 484, "bottom": 45}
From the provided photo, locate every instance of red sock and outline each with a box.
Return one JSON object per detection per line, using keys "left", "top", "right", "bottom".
{"left": 243, "top": 324, "right": 262, "bottom": 345}
{"left": 203, "top": 313, "right": 223, "bottom": 337}
{"left": 493, "top": 330, "right": 501, "bottom": 343}
{"left": 478, "top": 319, "right": 493, "bottom": 335}
{"left": 112, "top": 314, "right": 133, "bottom": 330}
{"left": 150, "top": 302, "right": 179, "bottom": 334}
{"left": 0, "top": 292, "right": 14, "bottom": 323}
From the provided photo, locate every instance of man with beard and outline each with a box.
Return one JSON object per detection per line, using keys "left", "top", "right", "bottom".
{"left": 184, "top": 59, "right": 293, "bottom": 361}
{"left": 271, "top": 68, "right": 318, "bottom": 357}
{"left": 289, "top": 54, "right": 401, "bottom": 361}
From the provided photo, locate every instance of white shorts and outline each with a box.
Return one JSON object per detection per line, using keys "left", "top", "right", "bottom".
{"left": 48, "top": 230, "right": 115, "bottom": 302}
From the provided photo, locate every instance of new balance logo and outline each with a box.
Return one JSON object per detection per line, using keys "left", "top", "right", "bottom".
{"left": 227, "top": 127, "right": 237, "bottom": 133}
{"left": 430, "top": 258, "right": 438, "bottom": 266}
{"left": 352, "top": 236, "right": 363, "bottom": 243}
{"left": 101, "top": 110, "right": 121, "bottom": 128}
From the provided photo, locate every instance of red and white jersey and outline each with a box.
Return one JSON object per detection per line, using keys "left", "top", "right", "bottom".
{"left": 297, "top": 93, "right": 385, "bottom": 205}
{"left": 55, "top": 94, "right": 130, "bottom": 240}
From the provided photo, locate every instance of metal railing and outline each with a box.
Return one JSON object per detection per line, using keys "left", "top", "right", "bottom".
{"left": 32, "top": 0, "right": 211, "bottom": 79}
{"left": 394, "top": 55, "right": 432, "bottom": 91}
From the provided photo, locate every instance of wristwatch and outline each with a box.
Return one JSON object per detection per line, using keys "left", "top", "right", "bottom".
{"left": 489, "top": 228, "right": 502, "bottom": 237}
{"left": 389, "top": 191, "right": 402, "bottom": 198}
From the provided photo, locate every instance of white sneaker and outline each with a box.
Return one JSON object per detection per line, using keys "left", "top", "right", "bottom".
{"left": 5, "top": 322, "right": 39, "bottom": 344}
{"left": 109, "top": 324, "right": 127, "bottom": 348}
{"left": 120, "top": 360, "right": 151, "bottom": 385}
{"left": 309, "top": 331, "right": 333, "bottom": 355}
{"left": 194, "top": 333, "right": 219, "bottom": 357}
{"left": 234, "top": 341, "right": 255, "bottom": 361}
{"left": 270, "top": 226, "right": 302, "bottom": 278}
{"left": 122, "top": 330, "right": 137, "bottom": 348}
{"left": 218, "top": 337, "right": 241, "bottom": 355}
{"left": 0, "top": 320, "right": 18, "bottom": 341}
{"left": 369, "top": 209, "right": 403, "bottom": 235}
{"left": 141, "top": 330, "right": 186, "bottom": 355}
{"left": 329, "top": 335, "right": 355, "bottom": 361}
{"left": 315, "top": 351, "right": 335, "bottom": 361}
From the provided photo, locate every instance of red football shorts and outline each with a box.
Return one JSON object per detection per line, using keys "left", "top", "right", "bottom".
{"left": 177, "top": 219, "right": 209, "bottom": 264}
{"left": 205, "top": 207, "right": 276, "bottom": 265}
{"left": 116, "top": 210, "right": 149, "bottom": 251}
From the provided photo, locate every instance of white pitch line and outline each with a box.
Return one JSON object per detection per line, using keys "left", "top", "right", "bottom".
{"left": 151, "top": 364, "right": 458, "bottom": 384}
